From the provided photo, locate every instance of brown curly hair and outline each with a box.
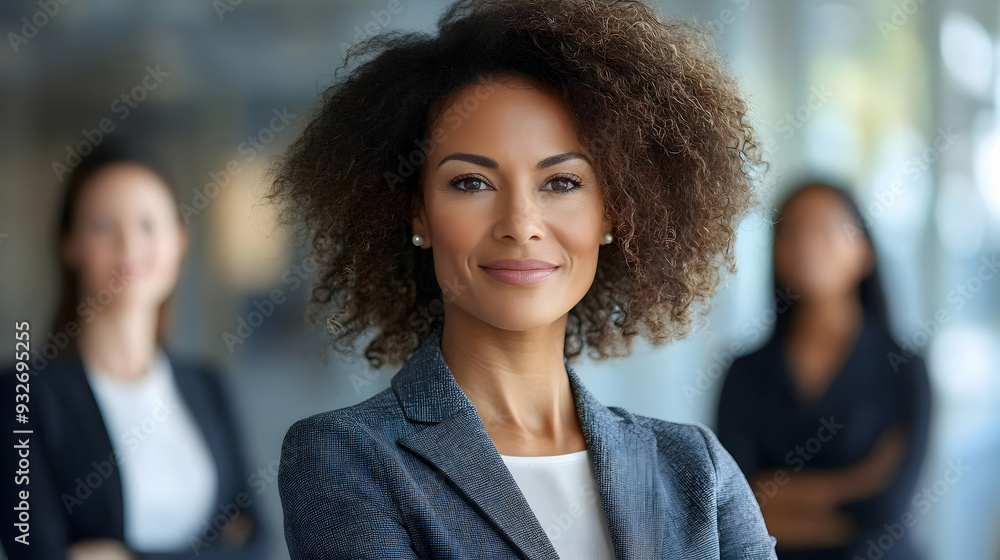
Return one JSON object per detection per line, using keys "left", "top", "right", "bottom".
{"left": 264, "top": 0, "right": 766, "bottom": 369}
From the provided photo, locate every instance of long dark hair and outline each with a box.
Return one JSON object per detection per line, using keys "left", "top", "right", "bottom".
{"left": 768, "top": 178, "right": 891, "bottom": 342}
{"left": 52, "top": 138, "right": 185, "bottom": 352}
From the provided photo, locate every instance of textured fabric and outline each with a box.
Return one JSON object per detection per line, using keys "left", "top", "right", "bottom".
{"left": 278, "top": 327, "right": 780, "bottom": 559}
{"left": 499, "top": 450, "right": 615, "bottom": 559}
{"left": 83, "top": 348, "right": 219, "bottom": 551}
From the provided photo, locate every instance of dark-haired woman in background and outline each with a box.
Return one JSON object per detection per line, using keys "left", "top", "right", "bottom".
{"left": 0, "top": 143, "right": 268, "bottom": 559}
{"left": 716, "top": 181, "right": 933, "bottom": 559}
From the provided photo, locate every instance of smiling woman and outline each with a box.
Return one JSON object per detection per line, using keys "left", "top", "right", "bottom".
{"left": 268, "top": 0, "right": 775, "bottom": 558}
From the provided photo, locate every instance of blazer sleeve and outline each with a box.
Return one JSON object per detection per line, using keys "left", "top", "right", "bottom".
{"left": 278, "top": 414, "right": 419, "bottom": 559}
{"left": 695, "top": 423, "right": 779, "bottom": 560}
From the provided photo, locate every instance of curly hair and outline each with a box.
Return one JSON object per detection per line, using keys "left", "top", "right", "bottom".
{"left": 264, "top": 0, "right": 766, "bottom": 369}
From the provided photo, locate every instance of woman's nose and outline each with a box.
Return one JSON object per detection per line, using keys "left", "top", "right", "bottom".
{"left": 494, "top": 184, "right": 545, "bottom": 244}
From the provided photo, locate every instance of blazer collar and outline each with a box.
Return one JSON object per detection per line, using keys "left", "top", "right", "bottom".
{"left": 391, "top": 329, "right": 666, "bottom": 559}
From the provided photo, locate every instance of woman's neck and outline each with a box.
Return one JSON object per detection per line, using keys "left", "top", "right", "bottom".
{"left": 789, "top": 292, "right": 864, "bottom": 337}
{"left": 439, "top": 308, "right": 586, "bottom": 456}
{"left": 78, "top": 303, "right": 159, "bottom": 380}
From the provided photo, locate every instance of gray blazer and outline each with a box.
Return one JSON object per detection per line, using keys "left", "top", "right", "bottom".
{"left": 278, "top": 328, "right": 779, "bottom": 559}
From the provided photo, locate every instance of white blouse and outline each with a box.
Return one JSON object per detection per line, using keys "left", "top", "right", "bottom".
{"left": 83, "top": 348, "right": 219, "bottom": 551}
{"left": 500, "top": 449, "right": 616, "bottom": 559}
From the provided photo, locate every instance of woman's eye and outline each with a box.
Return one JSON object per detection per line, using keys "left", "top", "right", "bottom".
{"left": 448, "top": 174, "right": 583, "bottom": 194}
{"left": 449, "top": 176, "right": 489, "bottom": 192}
{"left": 543, "top": 177, "right": 582, "bottom": 193}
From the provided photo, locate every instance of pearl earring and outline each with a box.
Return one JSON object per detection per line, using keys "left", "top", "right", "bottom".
{"left": 602, "top": 232, "right": 613, "bottom": 245}
{"left": 412, "top": 234, "right": 424, "bottom": 247}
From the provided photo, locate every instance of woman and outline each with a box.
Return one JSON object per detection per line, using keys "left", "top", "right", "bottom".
{"left": 716, "top": 180, "right": 933, "bottom": 559}
{"left": 0, "top": 141, "right": 268, "bottom": 559}
{"left": 271, "top": 0, "right": 777, "bottom": 558}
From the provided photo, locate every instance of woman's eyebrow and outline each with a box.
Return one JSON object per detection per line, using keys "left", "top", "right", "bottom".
{"left": 436, "top": 151, "right": 592, "bottom": 170}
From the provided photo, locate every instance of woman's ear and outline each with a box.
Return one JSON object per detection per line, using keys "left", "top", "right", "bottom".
{"left": 410, "top": 202, "right": 431, "bottom": 249}
{"left": 601, "top": 215, "right": 612, "bottom": 238}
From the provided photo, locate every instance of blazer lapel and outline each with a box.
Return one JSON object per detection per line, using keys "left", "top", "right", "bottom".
{"left": 570, "top": 362, "right": 668, "bottom": 558}
{"left": 60, "top": 351, "right": 127, "bottom": 539}
{"left": 162, "top": 348, "right": 229, "bottom": 508}
{"left": 392, "top": 329, "right": 666, "bottom": 559}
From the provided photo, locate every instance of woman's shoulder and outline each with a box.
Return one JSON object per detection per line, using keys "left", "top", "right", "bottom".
{"left": 281, "top": 386, "right": 407, "bottom": 455}
{"left": 614, "top": 409, "right": 734, "bottom": 473}
{"left": 0, "top": 352, "right": 84, "bottom": 403}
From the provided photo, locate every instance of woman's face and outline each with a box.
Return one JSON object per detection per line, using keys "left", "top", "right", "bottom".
{"left": 62, "top": 163, "right": 187, "bottom": 313}
{"left": 413, "top": 74, "right": 611, "bottom": 333}
{"left": 773, "top": 185, "right": 873, "bottom": 300}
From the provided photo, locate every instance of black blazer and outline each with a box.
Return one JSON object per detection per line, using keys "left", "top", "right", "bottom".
{"left": 0, "top": 346, "right": 269, "bottom": 560}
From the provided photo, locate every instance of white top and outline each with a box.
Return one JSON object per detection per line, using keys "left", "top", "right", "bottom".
{"left": 500, "top": 449, "right": 616, "bottom": 559}
{"left": 83, "top": 348, "right": 219, "bottom": 551}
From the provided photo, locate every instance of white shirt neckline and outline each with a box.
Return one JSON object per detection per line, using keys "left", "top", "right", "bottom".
{"left": 82, "top": 348, "right": 220, "bottom": 552}
{"left": 499, "top": 449, "right": 590, "bottom": 464}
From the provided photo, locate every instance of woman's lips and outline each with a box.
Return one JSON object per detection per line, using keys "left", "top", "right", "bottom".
{"left": 480, "top": 266, "right": 557, "bottom": 285}
{"left": 479, "top": 258, "right": 559, "bottom": 285}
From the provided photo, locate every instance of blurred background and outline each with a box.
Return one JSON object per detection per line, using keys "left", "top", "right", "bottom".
{"left": 0, "top": 0, "right": 998, "bottom": 558}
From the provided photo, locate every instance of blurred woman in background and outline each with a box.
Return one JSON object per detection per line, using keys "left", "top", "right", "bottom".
{"left": 716, "top": 180, "right": 933, "bottom": 559}
{"left": 0, "top": 140, "right": 268, "bottom": 559}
